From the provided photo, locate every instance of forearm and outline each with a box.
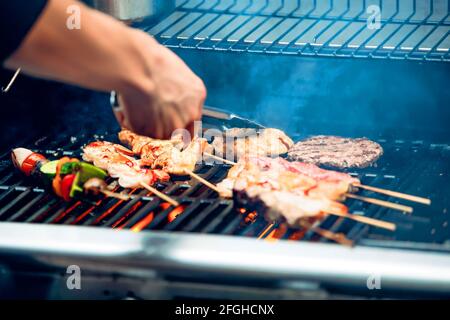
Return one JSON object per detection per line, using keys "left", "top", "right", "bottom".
{"left": 4, "top": 0, "right": 154, "bottom": 93}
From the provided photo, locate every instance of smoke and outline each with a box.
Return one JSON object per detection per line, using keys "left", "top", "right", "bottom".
{"left": 177, "top": 47, "right": 450, "bottom": 142}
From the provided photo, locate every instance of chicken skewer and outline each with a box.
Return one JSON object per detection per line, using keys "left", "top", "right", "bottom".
{"left": 82, "top": 141, "right": 179, "bottom": 206}
{"left": 118, "top": 129, "right": 212, "bottom": 175}
{"left": 119, "top": 130, "right": 219, "bottom": 195}
{"left": 214, "top": 155, "right": 414, "bottom": 212}
{"left": 208, "top": 155, "right": 429, "bottom": 205}
{"left": 216, "top": 157, "right": 396, "bottom": 231}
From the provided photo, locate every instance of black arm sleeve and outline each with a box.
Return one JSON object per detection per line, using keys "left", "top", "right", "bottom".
{"left": 0, "top": 0, "right": 48, "bottom": 62}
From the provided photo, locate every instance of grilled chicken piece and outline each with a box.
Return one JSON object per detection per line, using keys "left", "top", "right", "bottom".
{"left": 212, "top": 128, "right": 294, "bottom": 159}
{"left": 216, "top": 156, "right": 360, "bottom": 201}
{"left": 119, "top": 129, "right": 184, "bottom": 154}
{"left": 257, "top": 190, "right": 348, "bottom": 226}
{"left": 82, "top": 141, "right": 169, "bottom": 188}
{"left": 119, "top": 129, "right": 212, "bottom": 175}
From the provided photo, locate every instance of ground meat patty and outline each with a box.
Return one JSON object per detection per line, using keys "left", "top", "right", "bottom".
{"left": 288, "top": 136, "right": 383, "bottom": 169}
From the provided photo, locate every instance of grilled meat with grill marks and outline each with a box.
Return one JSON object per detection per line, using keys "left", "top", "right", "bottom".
{"left": 217, "top": 156, "right": 359, "bottom": 200}
{"left": 255, "top": 190, "right": 348, "bottom": 226}
{"left": 82, "top": 141, "right": 170, "bottom": 188}
{"left": 211, "top": 128, "right": 294, "bottom": 159}
{"left": 288, "top": 136, "right": 383, "bottom": 168}
{"left": 119, "top": 130, "right": 212, "bottom": 175}
{"left": 217, "top": 156, "right": 352, "bottom": 227}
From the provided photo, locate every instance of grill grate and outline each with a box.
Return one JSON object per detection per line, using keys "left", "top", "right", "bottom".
{"left": 0, "top": 131, "right": 449, "bottom": 252}
{"left": 145, "top": 0, "right": 450, "bottom": 61}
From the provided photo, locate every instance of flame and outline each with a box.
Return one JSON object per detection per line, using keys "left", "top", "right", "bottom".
{"left": 264, "top": 228, "right": 279, "bottom": 242}
{"left": 131, "top": 212, "right": 154, "bottom": 232}
{"left": 160, "top": 203, "right": 171, "bottom": 211}
{"left": 288, "top": 230, "right": 304, "bottom": 240}
{"left": 167, "top": 205, "right": 186, "bottom": 223}
{"left": 244, "top": 211, "right": 258, "bottom": 223}
{"left": 112, "top": 202, "right": 142, "bottom": 229}
{"left": 130, "top": 203, "right": 185, "bottom": 232}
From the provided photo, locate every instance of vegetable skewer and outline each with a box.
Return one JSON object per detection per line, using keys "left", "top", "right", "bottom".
{"left": 11, "top": 148, "right": 126, "bottom": 202}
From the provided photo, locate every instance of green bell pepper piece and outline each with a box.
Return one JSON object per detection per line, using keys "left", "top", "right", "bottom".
{"left": 69, "top": 162, "right": 107, "bottom": 199}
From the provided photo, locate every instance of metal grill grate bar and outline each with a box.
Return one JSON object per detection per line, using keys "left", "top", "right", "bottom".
{"left": 147, "top": 0, "right": 450, "bottom": 61}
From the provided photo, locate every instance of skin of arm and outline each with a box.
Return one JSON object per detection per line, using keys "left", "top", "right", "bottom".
{"left": 4, "top": 0, "right": 206, "bottom": 139}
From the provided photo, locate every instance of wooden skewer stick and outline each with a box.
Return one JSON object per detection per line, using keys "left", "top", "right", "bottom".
{"left": 139, "top": 182, "right": 179, "bottom": 207}
{"left": 352, "top": 183, "right": 430, "bottom": 205}
{"left": 183, "top": 169, "right": 222, "bottom": 194}
{"left": 101, "top": 190, "right": 130, "bottom": 201}
{"left": 326, "top": 210, "right": 396, "bottom": 231}
{"left": 204, "top": 152, "right": 236, "bottom": 166}
{"left": 299, "top": 220, "right": 354, "bottom": 246}
{"left": 345, "top": 193, "right": 413, "bottom": 213}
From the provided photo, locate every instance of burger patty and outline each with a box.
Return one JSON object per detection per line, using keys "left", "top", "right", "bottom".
{"left": 287, "top": 136, "right": 383, "bottom": 169}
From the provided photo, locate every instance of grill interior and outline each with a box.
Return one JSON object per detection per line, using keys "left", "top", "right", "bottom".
{"left": 146, "top": 0, "right": 450, "bottom": 61}
{"left": 0, "top": 127, "right": 449, "bottom": 252}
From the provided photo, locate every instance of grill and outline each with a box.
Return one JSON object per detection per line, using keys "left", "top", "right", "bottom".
{"left": 0, "top": 0, "right": 450, "bottom": 299}
{"left": 0, "top": 128, "right": 449, "bottom": 251}
{"left": 148, "top": 0, "right": 450, "bottom": 61}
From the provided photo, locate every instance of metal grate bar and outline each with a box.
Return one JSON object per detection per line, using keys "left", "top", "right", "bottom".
{"left": 152, "top": 0, "right": 450, "bottom": 61}
{"left": 119, "top": 198, "right": 161, "bottom": 229}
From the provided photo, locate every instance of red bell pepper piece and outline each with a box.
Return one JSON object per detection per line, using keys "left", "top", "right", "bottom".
{"left": 61, "top": 174, "right": 76, "bottom": 202}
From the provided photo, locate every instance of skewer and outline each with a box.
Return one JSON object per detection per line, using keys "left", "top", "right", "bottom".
{"left": 183, "top": 169, "right": 222, "bottom": 194}
{"left": 182, "top": 171, "right": 396, "bottom": 231}
{"left": 2, "top": 68, "right": 21, "bottom": 93}
{"left": 352, "top": 183, "right": 431, "bottom": 205}
{"left": 345, "top": 193, "right": 413, "bottom": 213}
{"left": 139, "top": 182, "right": 179, "bottom": 207}
{"left": 203, "top": 153, "right": 427, "bottom": 207}
{"left": 299, "top": 220, "right": 354, "bottom": 247}
{"left": 101, "top": 189, "right": 130, "bottom": 201}
{"left": 204, "top": 152, "right": 236, "bottom": 166}
{"left": 326, "top": 210, "right": 396, "bottom": 231}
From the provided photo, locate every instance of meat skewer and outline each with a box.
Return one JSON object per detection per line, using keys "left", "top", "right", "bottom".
{"left": 82, "top": 141, "right": 179, "bottom": 206}
{"left": 118, "top": 129, "right": 212, "bottom": 175}
{"left": 216, "top": 156, "right": 396, "bottom": 231}
{"left": 82, "top": 141, "right": 170, "bottom": 188}
{"left": 212, "top": 154, "right": 424, "bottom": 207}
{"left": 119, "top": 130, "right": 218, "bottom": 191}
{"left": 239, "top": 185, "right": 396, "bottom": 231}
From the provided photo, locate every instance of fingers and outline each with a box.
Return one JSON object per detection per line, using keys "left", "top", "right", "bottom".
{"left": 116, "top": 39, "right": 207, "bottom": 141}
